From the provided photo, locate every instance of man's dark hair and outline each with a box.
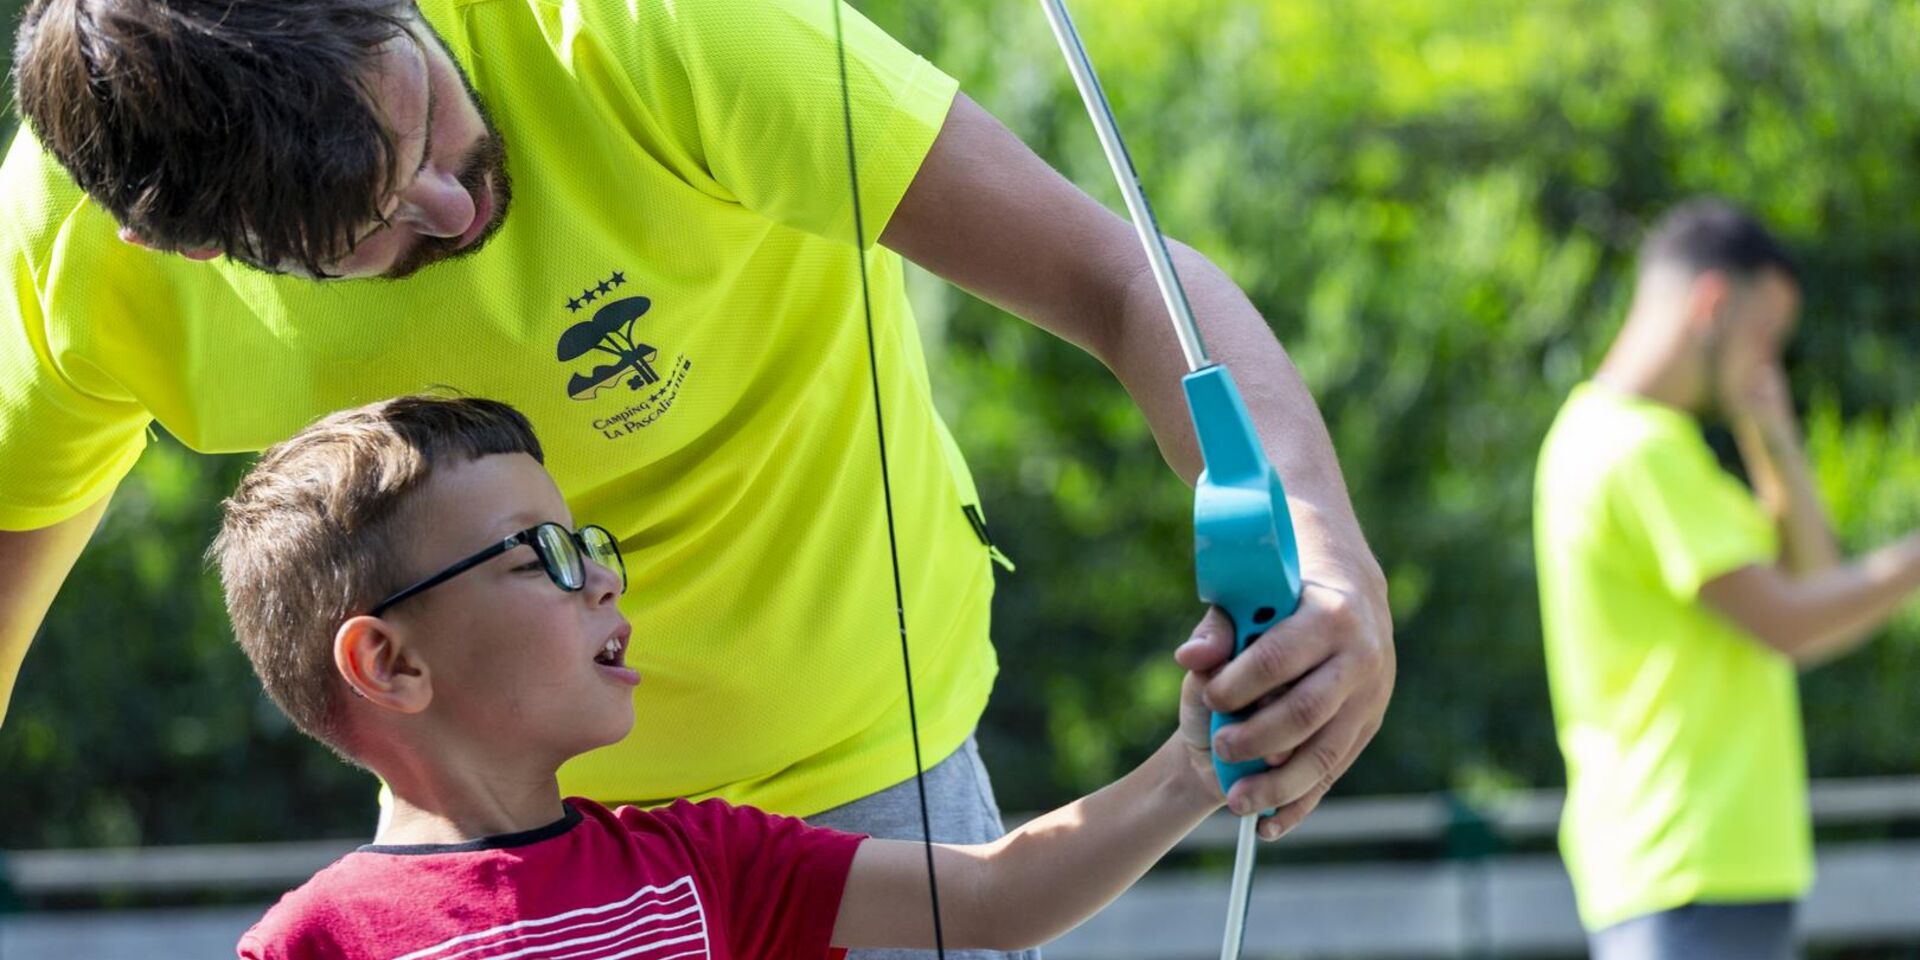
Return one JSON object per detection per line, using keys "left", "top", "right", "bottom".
{"left": 13, "top": 0, "right": 415, "bottom": 275}
{"left": 1639, "top": 197, "right": 1800, "bottom": 284}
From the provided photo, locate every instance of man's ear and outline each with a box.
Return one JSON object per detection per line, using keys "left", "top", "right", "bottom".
{"left": 115, "top": 225, "right": 221, "bottom": 261}
{"left": 335, "top": 616, "right": 432, "bottom": 713}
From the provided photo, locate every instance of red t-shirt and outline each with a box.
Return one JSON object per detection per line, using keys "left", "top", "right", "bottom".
{"left": 237, "top": 798, "right": 867, "bottom": 960}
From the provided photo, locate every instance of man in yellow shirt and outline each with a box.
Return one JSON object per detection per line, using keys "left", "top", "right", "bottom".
{"left": 1535, "top": 199, "right": 1920, "bottom": 959}
{"left": 0, "top": 0, "right": 1394, "bottom": 951}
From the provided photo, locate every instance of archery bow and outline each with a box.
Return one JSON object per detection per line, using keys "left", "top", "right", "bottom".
{"left": 834, "top": 0, "right": 1303, "bottom": 955}
{"left": 1034, "top": 3, "right": 1305, "bottom": 959}
{"left": 830, "top": 2, "right": 949, "bottom": 957}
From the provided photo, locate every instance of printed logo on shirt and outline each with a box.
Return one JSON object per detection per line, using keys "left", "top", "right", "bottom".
{"left": 556, "top": 270, "right": 694, "bottom": 442}
{"left": 392, "top": 874, "right": 710, "bottom": 960}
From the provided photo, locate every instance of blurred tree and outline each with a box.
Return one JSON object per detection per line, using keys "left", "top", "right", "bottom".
{"left": 0, "top": 438, "right": 378, "bottom": 846}
{"left": 873, "top": 0, "right": 1920, "bottom": 810}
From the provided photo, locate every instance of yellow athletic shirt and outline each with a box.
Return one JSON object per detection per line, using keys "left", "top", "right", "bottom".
{"left": 0, "top": 0, "right": 1004, "bottom": 817}
{"left": 1535, "top": 384, "right": 1811, "bottom": 929}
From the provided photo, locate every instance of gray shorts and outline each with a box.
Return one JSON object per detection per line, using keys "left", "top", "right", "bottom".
{"left": 1590, "top": 901, "right": 1798, "bottom": 960}
{"left": 807, "top": 736, "right": 1041, "bottom": 960}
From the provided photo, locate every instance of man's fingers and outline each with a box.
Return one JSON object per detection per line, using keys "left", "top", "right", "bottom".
{"left": 1224, "top": 704, "right": 1366, "bottom": 817}
{"left": 1255, "top": 771, "right": 1337, "bottom": 841}
{"left": 1211, "top": 658, "right": 1345, "bottom": 764}
{"left": 1203, "top": 584, "right": 1350, "bottom": 713}
{"left": 1256, "top": 710, "right": 1386, "bottom": 840}
{"left": 1174, "top": 606, "right": 1236, "bottom": 671}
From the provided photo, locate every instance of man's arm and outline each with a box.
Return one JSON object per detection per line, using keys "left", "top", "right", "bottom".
{"left": 0, "top": 494, "right": 110, "bottom": 723}
{"left": 1702, "top": 535, "right": 1920, "bottom": 667}
{"left": 882, "top": 95, "right": 1392, "bottom": 833}
{"left": 833, "top": 676, "right": 1222, "bottom": 950}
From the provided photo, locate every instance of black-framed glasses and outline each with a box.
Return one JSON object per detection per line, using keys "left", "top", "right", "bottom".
{"left": 369, "top": 522, "right": 626, "bottom": 617}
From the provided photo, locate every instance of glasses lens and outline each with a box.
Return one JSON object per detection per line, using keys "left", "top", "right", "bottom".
{"left": 579, "top": 525, "right": 627, "bottom": 591}
{"left": 535, "top": 523, "right": 585, "bottom": 591}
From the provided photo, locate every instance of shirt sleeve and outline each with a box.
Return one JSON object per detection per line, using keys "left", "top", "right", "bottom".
{"left": 234, "top": 920, "right": 307, "bottom": 960}
{"left": 658, "top": 798, "right": 867, "bottom": 959}
{"left": 618, "top": 0, "right": 957, "bottom": 248}
{"left": 0, "top": 201, "right": 150, "bottom": 531}
{"left": 1610, "top": 431, "right": 1778, "bottom": 600}
{"left": 234, "top": 933, "right": 270, "bottom": 959}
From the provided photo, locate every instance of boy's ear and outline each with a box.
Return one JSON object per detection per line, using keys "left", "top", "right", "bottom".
{"left": 115, "top": 225, "right": 222, "bottom": 261}
{"left": 335, "top": 616, "right": 432, "bottom": 713}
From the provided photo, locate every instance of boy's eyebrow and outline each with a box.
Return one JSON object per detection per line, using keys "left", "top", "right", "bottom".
{"left": 498, "top": 510, "right": 551, "bottom": 533}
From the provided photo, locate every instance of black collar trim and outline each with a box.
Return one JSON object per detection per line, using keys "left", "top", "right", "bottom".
{"left": 358, "top": 802, "right": 584, "bottom": 855}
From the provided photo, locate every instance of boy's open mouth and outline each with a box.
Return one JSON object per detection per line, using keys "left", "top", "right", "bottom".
{"left": 594, "top": 624, "right": 631, "bottom": 667}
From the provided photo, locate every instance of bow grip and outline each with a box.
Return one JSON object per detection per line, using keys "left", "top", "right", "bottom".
{"left": 1184, "top": 365, "right": 1303, "bottom": 810}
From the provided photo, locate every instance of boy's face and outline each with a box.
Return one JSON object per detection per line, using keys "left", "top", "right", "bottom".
{"left": 378, "top": 453, "right": 637, "bottom": 761}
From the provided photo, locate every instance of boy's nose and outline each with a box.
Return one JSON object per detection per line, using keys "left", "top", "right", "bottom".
{"left": 584, "top": 554, "right": 624, "bottom": 602}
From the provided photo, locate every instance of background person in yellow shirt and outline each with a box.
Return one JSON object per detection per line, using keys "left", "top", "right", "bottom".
{"left": 1535, "top": 199, "right": 1920, "bottom": 960}
{"left": 0, "top": 0, "right": 1393, "bottom": 953}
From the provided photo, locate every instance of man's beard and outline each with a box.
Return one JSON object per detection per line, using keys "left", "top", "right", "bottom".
{"left": 382, "top": 125, "right": 514, "bottom": 280}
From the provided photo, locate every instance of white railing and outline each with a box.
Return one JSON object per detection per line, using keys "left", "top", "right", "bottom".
{"left": 5, "top": 777, "right": 1919, "bottom": 959}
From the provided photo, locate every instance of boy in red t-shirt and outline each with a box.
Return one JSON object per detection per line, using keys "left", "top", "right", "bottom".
{"left": 213, "top": 395, "right": 1228, "bottom": 959}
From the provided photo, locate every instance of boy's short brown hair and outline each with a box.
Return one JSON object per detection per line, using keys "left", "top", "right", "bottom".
{"left": 12, "top": 0, "right": 413, "bottom": 275}
{"left": 211, "top": 395, "right": 543, "bottom": 757}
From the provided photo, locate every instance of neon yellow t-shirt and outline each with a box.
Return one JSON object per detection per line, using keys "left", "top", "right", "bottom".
{"left": 0, "top": 0, "right": 1003, "bottom": 817}
{"left": 1535, "top": 383, "right": 1811, "bottom": 929}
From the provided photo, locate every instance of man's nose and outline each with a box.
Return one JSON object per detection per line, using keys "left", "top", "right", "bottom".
{"left": 393, "top": 168, "right": 475, "bottom": 238}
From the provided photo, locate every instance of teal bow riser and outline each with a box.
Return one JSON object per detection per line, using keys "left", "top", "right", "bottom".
{"left": 1186, "top": 364, "right": 1304, "bottom": 804}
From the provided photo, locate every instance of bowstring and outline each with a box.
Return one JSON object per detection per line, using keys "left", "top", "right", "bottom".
{"left": 829, "top": 2, "right": 949, "bottom": 955}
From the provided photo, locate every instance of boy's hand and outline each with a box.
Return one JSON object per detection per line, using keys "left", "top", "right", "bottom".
{"left": 1176, "top": 668, "right": 1231, "bottom": 805}
{"left": 1177, "top": 594, "right": 1391, "bottom": 835}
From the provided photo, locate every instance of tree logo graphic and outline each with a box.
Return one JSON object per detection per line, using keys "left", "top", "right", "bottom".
{"left": 558, "top": 295, "right": 661, "bottom": 401}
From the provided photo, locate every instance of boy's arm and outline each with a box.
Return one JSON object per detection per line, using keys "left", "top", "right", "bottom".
{"left": 833, "top": 681, "right": 1223, "bottom": 951}
{"left": 1729, "top": 363, "right": 1840, "bottom": 575}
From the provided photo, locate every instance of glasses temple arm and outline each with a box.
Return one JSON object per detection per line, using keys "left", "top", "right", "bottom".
{"left": 367, "top": 533, "right": 525, "bottom": 616}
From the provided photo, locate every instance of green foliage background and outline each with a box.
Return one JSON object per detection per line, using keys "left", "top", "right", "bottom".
{"left": 6, "top": 0, "right": 1920, "bottom": 847}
